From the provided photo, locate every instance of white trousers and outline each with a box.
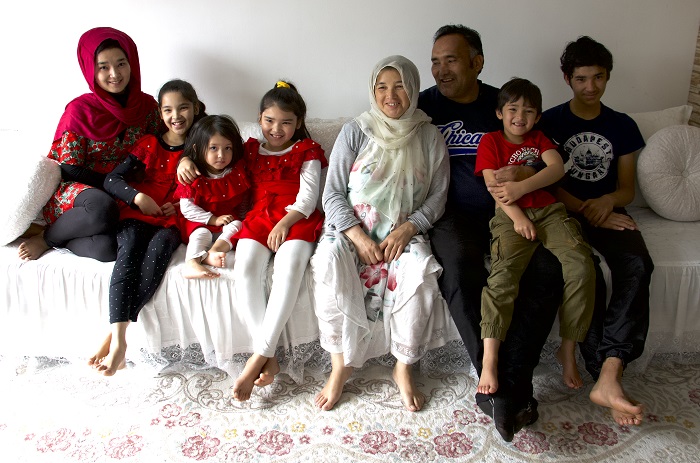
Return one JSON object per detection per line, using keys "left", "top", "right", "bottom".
{"left": 233, "top": 238, "right": 314, "bottom": 357}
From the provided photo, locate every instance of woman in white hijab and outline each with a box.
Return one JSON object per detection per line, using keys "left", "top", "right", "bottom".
{"left": 311, "top": 55, "right": 451, "bottom": 412}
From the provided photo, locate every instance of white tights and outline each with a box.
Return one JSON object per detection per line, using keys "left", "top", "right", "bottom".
{"left": 233, "top": 238, "right": 314, "bottom": 357}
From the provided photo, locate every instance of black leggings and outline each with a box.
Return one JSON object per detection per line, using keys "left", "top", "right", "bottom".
{"left": 109, "top": 219, "right": 181, "bottom": 324}
{"left": 44, "top": 188, "right": 119, "bottom": 262}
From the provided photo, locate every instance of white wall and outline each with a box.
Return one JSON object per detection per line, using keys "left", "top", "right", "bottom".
{"left": 2, "top": 0, "right": 699, "bottom": 154}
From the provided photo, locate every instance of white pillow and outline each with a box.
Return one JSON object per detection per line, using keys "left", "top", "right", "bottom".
{"left": 0, "top": 131, "right": 61, "bottom": 245}
{"left": 637, "top": 125, "right": 700, "bottom": 221}
{"left": 628, "top": 105, "right": 693, "bottom": 207}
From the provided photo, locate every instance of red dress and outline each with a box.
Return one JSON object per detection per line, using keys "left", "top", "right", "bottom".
{"left": 117, "top": 134, "right": 181, "bottom": 228}
{"left": 175, "top": 159, "right": 250, "bottom": 243}
{"left": 237, "top": 138, "right": 327, "bottom": 246}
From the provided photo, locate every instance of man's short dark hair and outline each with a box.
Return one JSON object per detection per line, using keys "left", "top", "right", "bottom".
{"left": 433, "top": 24, "right": 483, "bottom": 58}
{"left": 560, "top": 36, "right": 613, "bottom": 79}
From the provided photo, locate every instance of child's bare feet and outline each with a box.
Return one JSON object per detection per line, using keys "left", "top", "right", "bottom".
{"left": 94, "top": 322, "right": 129, "bottom": 377}
{"left": 233, "top": 354, "right": 267, "bottom": 401}
{"left": 254, "top": 356, "right": 280, "bottom": 387}
{"left": 557, "top": 339, "right": 583, "bottom": 389}
{"left": 477, "top": 365, "right": 499, "bottom": 394}
{"left": 95, "top": 341, "right": 127, "bottom": 376}
{"left": 314, "top": 353, "right": 353, "bottom": 411}
{"left": 590, "top": 357, "right": 644, "bottom": 426}
{"left": 88, "top": 332, "right": 112, "bottom": 367}
{"left": 182, "top": 259, "right": 220, "bottom": 279}
{"left": 202, "top": 251, "right": 227, "bottom": 268}
{"left": 393, "top": 362, "right": 425, "bottom": 412}
{"left": 478, "top": 338, "right": 500, "bottom": 394}
{"left": 18, "top": 233, "right": 50, "bottom": 261}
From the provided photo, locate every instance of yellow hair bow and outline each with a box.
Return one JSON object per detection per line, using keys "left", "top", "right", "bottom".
{"left": 276, "top": 81, "right": 290, "bottom": 89}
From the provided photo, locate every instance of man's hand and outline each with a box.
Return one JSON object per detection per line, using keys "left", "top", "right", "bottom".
{"left": 493, "top": 165, "right": 536, "bottom": 183}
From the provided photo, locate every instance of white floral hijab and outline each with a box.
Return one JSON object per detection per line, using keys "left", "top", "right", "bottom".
{"left": 350, "top": 55, "right": 432, "bottom": 240}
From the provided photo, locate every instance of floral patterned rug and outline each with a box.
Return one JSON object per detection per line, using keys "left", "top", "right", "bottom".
{"left": 1, "top": 350, "right": 700, "bottom": 463}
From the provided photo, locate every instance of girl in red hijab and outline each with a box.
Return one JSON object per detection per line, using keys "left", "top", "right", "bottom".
{"left": 18, "top": 27, "right": 161, "bottom": 262}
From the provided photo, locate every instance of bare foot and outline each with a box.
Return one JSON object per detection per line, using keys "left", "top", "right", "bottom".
{"left": 88, "top": 332, "right": 112, "bottom": 367}
{"left": 478, "top": 338, "right": 500, "bottom": 394}
{"left": 95, "top": 343, "right": 127, "bottom": 376}
{"left": 233, "top": 354, "right": 267, "bottom": 401}
{"left": 182, "top": 259, "right": 220, "bottom": 279}
{"left": 590, "top": 357, "right": 644, "bottom": 426}
{"left": 314, "top": 353, "right": 353, "bottom": 411}
{"left": 254, "top": 356, "right": 280, "bottom": 387}
{"left": 393, "top": 362, "right": 425, "bottom": 412}
{"left": 557, "top": 340, "right": 583, "bottom": 389}
{"left": 18, "top": 233, "right": 50, "bottom": 261}
{"left": 202, "top": 251, "right": 227, "bottom": 268}
{"left": 477, "top": 364, "right": 499, "bottom": 395}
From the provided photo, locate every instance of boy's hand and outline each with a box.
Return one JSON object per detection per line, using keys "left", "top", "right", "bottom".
{"left": 267, "top": 222, "right": 290, "bottom": 252}
{"left": 487, "top": 181, "right": 525, "bottom": 205}
{"left": 598, "top": 211, "right": 638, "bottom": 231}
{"left": 513, "top": 216, "right": 536, "bottom": 241}
{"left": 134, "top": 193, "right": 163, "bottom": 216}
{"left": 579, "top": 195, "right": 615, "bottom": 226}
{"left": 214, "top": 214, "right": 234, "bottom": 226}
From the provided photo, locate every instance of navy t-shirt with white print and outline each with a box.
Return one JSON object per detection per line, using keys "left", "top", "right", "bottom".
{"left": 538, "top": 102, "right": 644, "bottom": 201}
{"left": 418, "top": 81, "right": 501, "bottom": 214}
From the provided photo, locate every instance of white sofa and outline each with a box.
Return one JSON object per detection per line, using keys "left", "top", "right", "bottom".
{"left": 1, "top": 107, "right": 699, "bottom": 378}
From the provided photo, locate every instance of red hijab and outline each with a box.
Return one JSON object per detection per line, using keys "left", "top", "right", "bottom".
{"left": 53, "top": 27, "right": 157, "bottom": 142}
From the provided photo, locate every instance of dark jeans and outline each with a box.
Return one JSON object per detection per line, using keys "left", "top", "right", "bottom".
{"left": 576, "top": 208, "right": 654, "bottom": 379}
{"left": 429, "top": 209, "right": 563, "bottom": 407}
{"left": 44, "top": 188, "right": 119, "bottom": 262}
{"left": 110, "top": 219, "right": 181, "bottom": 324}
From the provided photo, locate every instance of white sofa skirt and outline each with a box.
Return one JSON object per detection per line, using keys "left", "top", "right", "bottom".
{"left": 1, "top": 205, "right": 698, "bottom": 378}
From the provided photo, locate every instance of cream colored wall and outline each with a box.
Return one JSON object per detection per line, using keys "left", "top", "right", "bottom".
{"left": 1, "top": 0, "right": 699, "bottom": 155}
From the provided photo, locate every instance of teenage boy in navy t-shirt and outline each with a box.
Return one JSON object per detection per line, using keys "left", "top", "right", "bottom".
{"left": 539, "top": 36, "right": 654, "bottom": 427}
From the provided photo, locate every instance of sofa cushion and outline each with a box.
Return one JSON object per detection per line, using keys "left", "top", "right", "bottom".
{"left": 0, "top": 131, "right": 61, "bottom": 246}
{"left": 628, "top": 105, "right": 693, "bottom": 207}
{"left": 637, "top": 125, "right": 700, "bottom": 221}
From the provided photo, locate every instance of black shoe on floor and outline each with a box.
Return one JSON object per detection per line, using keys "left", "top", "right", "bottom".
{"left": 477, "top": 396, "right": 539, "bottom": 442}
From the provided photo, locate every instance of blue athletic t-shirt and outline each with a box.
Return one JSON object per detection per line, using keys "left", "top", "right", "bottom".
{"left": 418, "top": 82, "right": 501, "bottom": 214}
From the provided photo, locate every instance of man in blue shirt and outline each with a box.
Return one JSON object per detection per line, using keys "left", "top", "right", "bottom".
{"left": 419, "top": 24, "right": 564, "bottom": 441}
